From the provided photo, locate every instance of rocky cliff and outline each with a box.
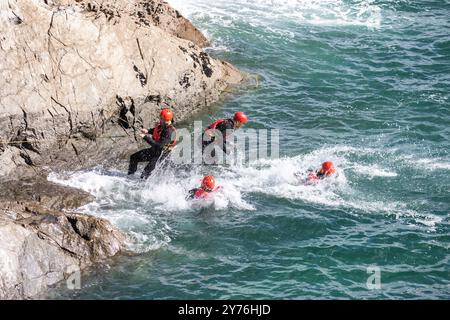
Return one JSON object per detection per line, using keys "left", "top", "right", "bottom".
{"left": 0, "top": 0, "right": 242, "bottom": 178}
{"left": 0, "top": 178, "right": 127, "bottom": 299}
{"left": 0, "top": 0, "right": 242, "bottom": 299}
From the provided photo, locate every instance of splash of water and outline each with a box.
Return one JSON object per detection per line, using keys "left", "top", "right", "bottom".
{"left": 167, "top": 0, "right": 382, "bottom": 31}
{"left": 48, "top": 144, "right": 445, "bottom": 253}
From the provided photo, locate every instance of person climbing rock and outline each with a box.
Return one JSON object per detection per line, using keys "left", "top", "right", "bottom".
{"left": 201, "top": 111, "right": 248, "bottom": 161}
{"left": 128, "top": 108, "right": 177, "bottom": 179}
{"left": 299, "top": 161, "right": 337, "bottom": 184}
{"left": 187, "top": 175, "right": 220, "bottom": 200}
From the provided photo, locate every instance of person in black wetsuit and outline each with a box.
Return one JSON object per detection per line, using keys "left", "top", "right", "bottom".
{"left": 201, "top": 111, "right": 248, "bottom": 161}
{"left": 128, "top": 108, "right": 177, "bottom": 179}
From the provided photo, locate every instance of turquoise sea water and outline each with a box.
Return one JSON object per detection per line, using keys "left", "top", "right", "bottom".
{"left": 47, "top": 0, "right": 449, "bottom": 299}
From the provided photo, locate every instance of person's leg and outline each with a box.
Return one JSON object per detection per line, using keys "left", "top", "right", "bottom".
{"left": 128, "top": 148, "right": 152, "bottom": 175}
{"left": 201, "top": 134, "right": 210, "bottom": 151}
{"left": 202, "top": 135, "right": 217, "bottom": 164}
{"left": 140, "top": 149, "right": 161, "bottom": 179}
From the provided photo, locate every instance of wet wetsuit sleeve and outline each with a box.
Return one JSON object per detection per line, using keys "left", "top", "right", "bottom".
{"left": 186, "top": 188, "right": 197, "bottom": 200}
{"left": 143, "top": 134, "right": 156, "bottom": 146}
{"left": 142, "top": 127, "right": 155, "bottom": 145}
{"left": 316, "top": 170, "right": 325, "bottom": 179}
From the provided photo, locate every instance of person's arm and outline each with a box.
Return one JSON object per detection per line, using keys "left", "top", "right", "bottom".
{"left": 143, "top": 134, "right": 156, "bottom": 146}
{"left": 141, "top": 127, "right": 156, "bottom": 145}
{"left": 139, "top": 127, "right": 154, "bottom": 138}
{"left": 186, "top": 189, "right": 197, "bottom": 200}
{"left": 316, "top": 170, "right": 325, "bottom": 178}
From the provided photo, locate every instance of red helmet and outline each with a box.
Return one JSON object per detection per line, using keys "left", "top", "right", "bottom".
{"left": 234, "top": 111, "right": 248, "bottom": 124}
{"left": 160, "top": 108, "right": 173, "bottom": 122}
{"left": 201, "top": 176, "right": 215, "bottom": 191}
{"left": 322, "top": 161, "right": 336, "bottom": 175}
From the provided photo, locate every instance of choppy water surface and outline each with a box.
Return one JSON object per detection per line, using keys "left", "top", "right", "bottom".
{"left": 48, "top": 0, "right": 450, "bottom": 299}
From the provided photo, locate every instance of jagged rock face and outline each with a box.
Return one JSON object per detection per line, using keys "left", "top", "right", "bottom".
{"left": 52, "top": 0, "right": 211, "bottom": 48}
{"left": 0, "top": 219, "right": 79, "bottom": 299}
{"left": 0, "top": 178, "right": 127, "bottom": 299}
{"left": 0, "top": 0, "right": 242, "bottom": 178}
{"left": 0, "top": 177, "right": 95, "bottom": 210}
{"left": 0, "top": 0, "right": 242, "bottom": 299}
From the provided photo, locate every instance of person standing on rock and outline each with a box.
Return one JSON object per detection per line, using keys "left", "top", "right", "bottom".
{"left": 128, "top": 108, "right": 178, "bottom": 179}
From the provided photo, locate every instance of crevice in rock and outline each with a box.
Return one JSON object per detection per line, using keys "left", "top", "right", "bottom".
{"left": 20, "top": 107, "right": 28, "bottom": 130}
{"left": 116, "top": 95, "right": 130, "bottom": 129}
{"left": 19, "top": 151, "right": 33, "bottom": 166}
{"left": 136, "top": 38, "right": 145, "bottom": 61}
{"left": 133, "top": 64, "right": 147, "bottom": 87}
{"left": 16, "top": 139, "right": 41, "bottom": 156}
{"left": 71, "top": 143, "right": 83, "bottom": 164}
{"left": 67, "top": 216, "right": 91, "bottom": 242}
{"left": 144, "top": 94, "right": 162, "bottom": 104}
{"left": 150, "top": 57, "right": 156, "bottom": 77}
{"left": 9, "top": 116, "right": 15, "bottom": 135}
{"left": 59, "top": 244, "right": 80, "bottom": 259}
{"left": 40, "top": 73, "right": 50, "bottom": 83}
{"left": 11, "top": 11, "right": 23, "bottom": 25}
{"left": 51, "top": 96, "right": 73, "bottom": 134}
{"left": 128, "top": 97, "right": 137, "bottom": 136}
{"left": 75, "top": 48, "right": 94, "bottom": 69}
{"left": 47, "top": 12, "right": 56, "bottom": 79}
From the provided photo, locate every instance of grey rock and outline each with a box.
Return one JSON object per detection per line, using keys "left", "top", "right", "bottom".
{"left": 0, "top": 0, "right": 241, "bottom": 299}
{"left": 0, "top": 0, "right": 242, "bottom": 178}
{"left": 0, "top": 178, "right": 127, "bottom": 299}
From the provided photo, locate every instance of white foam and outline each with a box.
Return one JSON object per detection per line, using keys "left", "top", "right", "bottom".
{"left": 48, "top": 165, "right": 256, "bottom": 252}
{"left": 352, "top": 164, "right": 398, "bottom": 177}
{"left": 217, "top": 146, "right": 442, "bottom": 227}
{"left": 413, "top": 158, "right": 450, "bottom": 171}
{"left": 48, "top": 143, "right": 445, "bottom": 253}
{"left": 48, "top": 169, "right": 174, "bottom": 252}
{"left": 167, "top": 0, "right": 382, "bottom": 33}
